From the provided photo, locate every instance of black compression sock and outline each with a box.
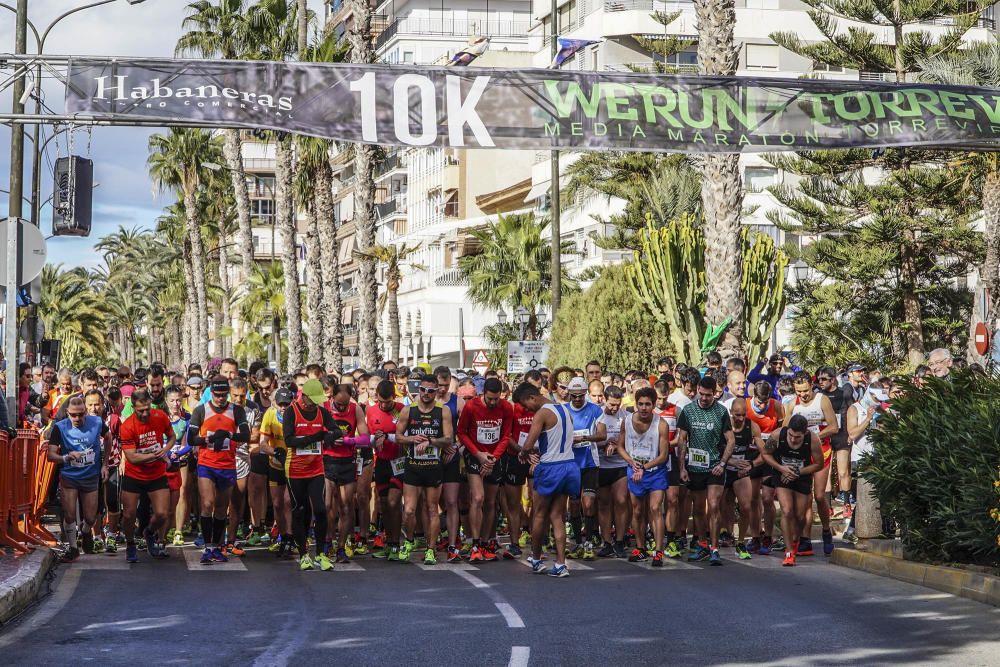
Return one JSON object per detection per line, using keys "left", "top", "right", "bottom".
{"left": 213, "top": 518, "right": 227, "bottom": 547}
{"left": 200, "top": 515, "right": 214, "bottom": 545}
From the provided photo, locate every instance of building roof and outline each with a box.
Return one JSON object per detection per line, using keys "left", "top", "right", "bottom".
{"left": 474, "top": 177, "right": 533, "bottom": 215}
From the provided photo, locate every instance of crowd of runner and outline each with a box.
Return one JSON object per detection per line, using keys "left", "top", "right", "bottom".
{"left": 30, "top": 348, "right": 954, "bottom": 576}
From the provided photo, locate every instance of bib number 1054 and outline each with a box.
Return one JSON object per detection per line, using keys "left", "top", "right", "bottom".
{"left": 348, "top": 73, "right": 494, "bottom": 147}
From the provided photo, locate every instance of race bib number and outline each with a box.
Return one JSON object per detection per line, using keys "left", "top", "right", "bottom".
{"left": 835, "top": 414, "right": 842, "bottom": 428}
{"left": 71, "top": 448, "right": 95, "bottom": 468}
{"left": 390, "top": 457, "right": 406, "bottom": 477}
{"left": 206, "top": 431, "right": 231, "bottom": 452}
{"left": 135, "top": 444, "right": 159, "bottom": 455}
{"left": 414, "top": 444, "right": 439, "bottom": 461}
{"left": 627, "top": 435, "right": 654, "bottom": 460}
{"left": 477, "top": 425, "right": 501, "bottom": 445}
{"left": 572, "top": 429, "right": 590, "bottom": 449}
{"left": 688, "top": 447, "right": 710, "bottom": 470}
{"left": 297, "top": 441, "right": 321, "bottom": 456}
{"left": 780, "top": 456, "right": 803, "bottom": 472}
{"left": 517, "top": 432, "right": 528, "bottom": 449}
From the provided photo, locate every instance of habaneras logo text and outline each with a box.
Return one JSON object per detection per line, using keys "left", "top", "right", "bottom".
{"left": 93, "top": 75, "right": 293, "bottom": 114}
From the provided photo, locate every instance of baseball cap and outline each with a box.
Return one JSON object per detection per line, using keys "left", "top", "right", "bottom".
{"left": 210, "top": 377, "right": 230, "bottom": 394}
{"left": 768, "top": 354, "right": 783, "bottom": 364}
{"left": 847, "top": 363, "right": 867, "bottom": 373}
{"left": 133, "top": 367, "right": 149, "bottom": 385}
{"left": 301, "top": 378, "right": 326, "bottom": 405}
{"left": 274, "top": 387, "right": 294, "bottom": 406}
{"left": 566, "top": 377, "right": 588, "bottom": 393}
{"left": 186, "top": 376, "right": 204, "bottom": 388}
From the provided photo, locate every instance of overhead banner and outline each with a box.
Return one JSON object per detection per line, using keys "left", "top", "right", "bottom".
{"left": 65, "top": 57, "right": 1000, "bottom": 153}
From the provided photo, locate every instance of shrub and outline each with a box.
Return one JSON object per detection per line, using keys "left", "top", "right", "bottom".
{"left": 864, "top": 371, "right": 1000, "bottom": 566}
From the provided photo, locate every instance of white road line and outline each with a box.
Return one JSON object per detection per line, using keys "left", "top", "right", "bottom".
{"left": 0, "top": 568, "right": 81, "bottom": 648}
{"left": 515, "top": 557, "right": 593, "bottom": 571}
{"left": 509, "top": 646, "right": 530, "bottom": 667}
{"left": 417, "top": 563, "right": 479, "bottom": 571}
{"left": 452, "top": 568, "right": 491, "bottom": 590}
{"left": 495, "top": 602, "right": 525, "bottom": 628}
{"left": 182, "top": 548, "right": 248, "bottom": 571}
{"left": 625, "top": 558, "right": 700, "bottom": 571}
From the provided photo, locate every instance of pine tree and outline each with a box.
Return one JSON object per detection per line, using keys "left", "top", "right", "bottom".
{"left": 767, "top": 0, "right": 991, "bottom": 366}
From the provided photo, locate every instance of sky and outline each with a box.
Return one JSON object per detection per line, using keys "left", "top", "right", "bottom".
{"left": 0, "top": 0, "right": 326, "bottom": 270}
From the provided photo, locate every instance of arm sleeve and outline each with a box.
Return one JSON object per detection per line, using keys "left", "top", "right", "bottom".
{"left": 456, "top": 404, "right": 480, "bottom": 455}
{"left": 187, "top": 406, "right": 207, "bottom": 446}
{"left": 230, "top": 405, "right": 251, "bottom": 442}
{"left": 283, "top": 406, "right": 325, "bottom": 449}
{"left": 48, "top": 425, "right": 63, "bottom": 450}
{"left": 746, "top": 361, "right": 766, "bottom": 384}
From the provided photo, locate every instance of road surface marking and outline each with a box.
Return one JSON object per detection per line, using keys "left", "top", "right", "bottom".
{"left": 495, "top": 602, "right": 525, "bottom": 628}
{"left": 182, "top": 549, "right": 248, "bottom": 571}
{"left": 509, "top": 646, "right": 530, "bottom": 667}
{"left": 417, "top": 562, "right": 479, "bottom": 571}
{"left": 452, "top": 568, "right": 491, "bottom": 590}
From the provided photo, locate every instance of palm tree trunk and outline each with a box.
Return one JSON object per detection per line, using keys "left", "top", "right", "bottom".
{"left": 183, "top": 185, "right": 210, "bottom": 364}
{"left": 304, "top": 201, "right": 323, "bottom": 362}
{"left": 276, "top": 137, "right": 304, "bottom": 372}
{"left": 900, "top": 228, "right": 926, "bottom": 366}
{"left": 695, "top": 0, "right": 744, "bottom": 359}
{"left": 170, "top": 318, "right": 182, "bottom": 369}
{"left": 272, "top": 313, "right": 283, "bottom": 370}
{"left": 217, "top": 227, "right": 233, "bottom": 360}
{"left": 296, "top": 0, "right": 308, "bottom": 55}
{"left": 224, "top": 130, "right": 253, "bottom": 280}
{"left": 980, "top": 170, "right": 1000, "bottom": 350}
{"left": 348, "top": 0, "right": 380, "bottom": 369}
{"left": 317, "top": 155, "right": 342, "bottom": 373}
{"left": 388, "top": 286, "right": 400, "bottom": 363}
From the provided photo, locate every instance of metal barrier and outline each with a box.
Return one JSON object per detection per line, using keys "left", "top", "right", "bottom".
{"left": 0, "top": 429, "right": 56, "bottom": 553}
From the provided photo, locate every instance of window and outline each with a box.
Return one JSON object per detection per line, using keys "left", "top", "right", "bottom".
{"left": 745, "top": 0, "right": 778, "bottom": 8}
{"left": 250, "top": 199, "right": 275, "bottom": 225}
{"left": 745, "top": 44, "right": 779, "bottom": 70}
{"left": 812, "top": 60, "right": 844, "bottom": 73}
{"left": 745, "top": 166, "right": 778, "bottom": 192}
{"left": 658, "top": 50, "right": 698, "bottom": 73}
{"left": 403, "top": 51, "right": 414, "bottom": 64}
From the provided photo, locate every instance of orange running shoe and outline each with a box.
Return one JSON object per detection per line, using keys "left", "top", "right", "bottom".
{"left": 782, "top": 551, "right": 796, "bottom": 567}
{"left": 227, "top": 543, "right": 246, "bottom": 557}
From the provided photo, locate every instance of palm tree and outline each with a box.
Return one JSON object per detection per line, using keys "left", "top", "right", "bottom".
{"left": 39, "top": 264, "right": 107, "bottom": 367}
{"left": 694, "top": 0, "right": 744, "bottom": 357}
{"left": 920, "top": 40, "right": 1000, "bottom": 360}
{"left": 354, "top": 243, "right": 426, "bottom": 362}
{"left": 175, "top": 0, "right": 255, "bottom": 284}
{"left": 148, "top": 128, "right": 224, "bottom": 364}
{"left": 156, "top": 201, "right": 196, "bottom": 364}
{"left": 346, "top": 0, "right": 379, "bottom": 368}
{"left": 294, "top": 137, "right": 324, "bottom": 361}
{"left": 458, "top": 213, "right": 578, "bottom": 339}
{"left": 241, "top": 261, "right": 288, "bottom": 369}
{"left": 200, "top": 172, "right": 237, "bottom": 359}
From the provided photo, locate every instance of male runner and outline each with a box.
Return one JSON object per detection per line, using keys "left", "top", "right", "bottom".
{"left": 226, "top": 377, "right": 261, "bottom": 555}
{"left": 163, "top": 385, "right": 192, "bottom": 547}
{"left": 761, "top": 414, "right": 824, "bottom": 566}
{"left": 119, "top": 390, "right": 174, "bottom": 563}
{"left": 514, "top": 382, "right": 579, "bottom": 577}
{"left": 259, "top": 387, "right": 294, "bottom": 557}
{"left": 725, "top": 399, "right": 765, "bottom": 559}
{"left": 396, "top": 374, "right": 454, "bottom": 564}
{"left": 565, "top": 376, "right": 603, "bottom": 559}
{"left": 368, "top": 380, "right": 405, "bottom": 560}
{"left": 457, "top": 377, "right": 513, "bottom": 562}
{"left": 595, "top": 385, "right": 628, "bottom": 558}
{"left": 746, "top": 380, "right": 782, "bottom": 554}
{"left": 676, "top": 376, "right": 735, "bottom": 566}
{"left": 323, "top": 382, "right": 369, "bottom": 562}
{"left": 247, "top": 368, "right": 276, "bottom": 545}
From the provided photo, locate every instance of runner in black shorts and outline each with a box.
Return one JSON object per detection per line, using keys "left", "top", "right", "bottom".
{"left": 723, "top": 399, "right": 765, "bottom": 559}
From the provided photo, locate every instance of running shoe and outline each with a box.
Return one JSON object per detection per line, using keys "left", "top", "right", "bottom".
{"left": 153, "top": 543, "right": 170, "bottom": 559}
{"left": 677, "top": 535, "right": 688, "bottom": 552}
{"left": 822, "top": 530, "right": 835, "bottom": 555}
{"left": 371, "top": 546, "right": 388, "bottom": 559}
{"left": 354, "top": 540, "right": 369, "bottom": 556}
{"left": 299, "top": 554, "right": 315, "bottom": 571}
{"left": 597, "top": 542, "right": 615, "bottom": 558}
{"left": 227, "top": 543, "right": 246, "bottom": 557}
{"left": 844, "top": 529, "right": 859, "bottom": 545}
{"left": 651, "top": 551, "right": 664, "bottom": 567}
{"left": 484, "top": 540, "right": 500, "bottom": 562}
{"left": 645, "top": 536, "right": 656, "bottom": 552}
{"left": 718, "top": 531, "right": 734, "bottom": 548}
{"left": 782, "top": 551, "right": 796, "bottom": 567}
{"left": 613, "top": 542, "right": 627, "bottom": 559}
{"left": 82, "top": 533, "right": 95, "bottom": 555}
{"left": 200, "top": 547, "right": 212, "bottom": 565}
{"left": 688, "top": 545, "right": 709, "bottom": 562}
{"left": 582, "top": 541, "right": 595, "bottom": 561}
{"left": 469, "top": 546, "right": 484, "bottom": 562}
{"left": 268, "top": 538, "right": 283, "bottom": 553}
{"left": 758, "top": 536, "right": 772, "bottom": 556}
{"left": 414, "top": 536, "right": 428, "bottom": 550}
{"left": 735, "top": 543, "right": 751, "bottom": 560}
{"left": 528, "top": 557, "right": 546, "bottom": 574}
{"left": 344, "top": 541, "right": 355, "bottom": 558}
{"left": 147, "top": 540, "right": 160, "bottom": 559}
{"left": 797, "top": 538, "right": 814, "bottom": 557}
{"left": 424, "top": 548, "right": 437, "bottom": 565}
{"left": 144, "top": 528, "right": 157, "bottom": 556}
{"left": 548, "top": 564, "right": 569, "bottom": 578}
{"left": 373, "top": 532, "right": 386, "bottom": 549}
{"left": 398, "top": 541, "right": 413, "bottom": 563}
{"left": 211, "top": 547, "right": 229, "bottom": 563}
{"left": 60, "top": 547, "right": 80, "bottom": 563}
{"left": 709, "top": 548, "right": 722, "bottom": 566}
{"left": 503, "top": 544, "right": 522, "bottom": 559}
{"left": 435, "top": 537, "right": 450, "bottom": 552}
{"left": 126, "top": 544, "right": 139, "bottom": 563}
{"left": 316, "top": 552, "right": 334, "bottom": 571}
{"left": 628, "top": 548, "right": 648, "bottom": 562}
{"left": 835, "top": 491, "right": 848, "bottom": 505}
{"left": 518, "top": 530, "right": 530, "bottom": 548}
{"left": 664, "top": 541, "right": 681, "bottom": 559}
{"left": 748, "top": 538, "right": 761, "bottom": 555}
{"left": 193, "top": 533, "right": 205, "bottom": 548}
{"left": 92, "top": 536, "right": 104, "bottom": 552}
{"left": 387, "top": 546, "right": 401, "bottom": 562}
{"left": 447, "top": 546, "right": 462, "bottom": 563}
{"left": 247, "top": 531, "right": 262, "bottom": 547}
{"left": 336, "top": 547, "right": 350, "bottom": 564}
{"left": 172, "top": 532, "right": 185, "bottom": 547}
{"left": 104, "top": 533, "right": 118, "bottom": 553}
{"left": 566, "top": 544, "right": 585, "bottom": 560}
{"left": 773, "top": 536, "right": 786, "bottom": 551}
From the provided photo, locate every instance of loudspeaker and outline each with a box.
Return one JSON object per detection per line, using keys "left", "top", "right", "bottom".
{"left": 52, "top": 156, "right": 93, "bottom": 237}
{"left": 39, "top": 339, "right": 61, "bottom": 369}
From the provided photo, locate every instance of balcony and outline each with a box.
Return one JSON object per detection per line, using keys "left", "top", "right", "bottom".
{"left": 434, "top": 268, "right": 468, "bottom": 287}
{"left": 376, "top": 196, "right": 407, "bottom": 220}
{"left": 375, "top": 14, "right": 531, "bottom": 51}
{"left": 374, "top": 153, "right": 404, "bottom": 179}
{"left": 604, "top": 62, "right": 698, "bottom": 73}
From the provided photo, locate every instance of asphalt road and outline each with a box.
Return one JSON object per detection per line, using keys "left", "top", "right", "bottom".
{"left": 2, "top": 543, "right": 999, "bottom": 666}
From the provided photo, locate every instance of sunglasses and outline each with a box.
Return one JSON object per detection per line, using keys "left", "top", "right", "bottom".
{"left": 418, "top": 387, "right": 436, "bottom": 394}
{"left": 557, "top": 384, "right": 568, "bottom": 390}
{"left": 68, "top": 412, "right": 85, "bottom": 419}
{"left": 817, "top": 376, "right": 833, "bottom": 381}
{"left": 568, "top": 393, "right": 586, "bottom": 399}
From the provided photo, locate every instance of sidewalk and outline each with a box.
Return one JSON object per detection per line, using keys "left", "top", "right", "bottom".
{"left": 832, "top": 539, "right": 1000, "bottom": 607}
{"left": 0, "top": 546, "right": 55, "bottom": 624}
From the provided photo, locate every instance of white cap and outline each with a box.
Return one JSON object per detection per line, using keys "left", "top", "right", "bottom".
{"left": 566, "top": 377, "right": 588, "bottom": 392}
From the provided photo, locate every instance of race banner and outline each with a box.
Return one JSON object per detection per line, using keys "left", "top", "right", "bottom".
{"left": 65, "top": 57, "right": 1000, "bottom": 153}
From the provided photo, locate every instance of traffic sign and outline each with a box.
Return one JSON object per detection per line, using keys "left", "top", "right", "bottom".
{"left": 472, "top": 349, "right": 490, "bottom": 373}
{"left": 507, "top": 340, "right": 547, "bottom": 374}
{"left": 974, "top": 321, "right": 990, "bottom": 355}
{"left": 0, "top": 218, "right": 46, "bottom": 285}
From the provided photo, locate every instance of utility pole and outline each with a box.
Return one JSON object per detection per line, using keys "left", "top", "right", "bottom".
{"left": 5, "top": 0, "right": 27, "bottom": 424}
{"left": 549, "top": 0, "right": 561, "bottom": 320}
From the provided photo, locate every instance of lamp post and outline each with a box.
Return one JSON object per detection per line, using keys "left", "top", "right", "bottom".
{"left": 514, "top": 305, "right": 530, "bottom": 341}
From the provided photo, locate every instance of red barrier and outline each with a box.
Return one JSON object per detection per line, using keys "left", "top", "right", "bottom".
{"left": 0, "top": 429, "right": 57, "bottom": 553}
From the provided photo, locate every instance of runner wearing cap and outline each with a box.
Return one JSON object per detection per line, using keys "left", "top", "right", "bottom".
{"left": 184, "top": 376, "right": 203, "bottom": 414}
{"left": 259, "top": 386, "right": 294, "bottom": 557}
{"left": 322, "top": 381, "right": 370, "bottom": 563}
{"left": 187, "top": 376, "right": 251, "bottom": 564}
{"left": 565, "top": 376, "right": 603, "bottom": 560}
{"left": 748, "top": 354, "right": 786, "bottom": 399}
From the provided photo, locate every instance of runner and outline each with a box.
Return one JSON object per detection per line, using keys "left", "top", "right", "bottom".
{"left": 434, "top": 366, "right": 464, "bottom": 561}
{"left": 787, "top": 371, "right": 839, "bottom": 556}
{"left": 724, "top": 398, "right": 765, "bottom": 559}
{"left": 225, "top": 377, "right": 261, "bottom": 556}
{"left": 323, "top": 381, "right": 369, "bottom": 563}
{"left": 504, "top": 381, "right": 534, "bottom": 560}
{"left": 247, "top": 368, "right": 276, "bottom": 546}
{"left": 746, "top": 380, "right": 783, "bottom": 555}
{"left": 665, "top": 368, "right": 698, "bottom": 557}
{"left": 615, "top": 387, "right": 670, "bottom": 566}
{"left": 595, "top": 385, "right": 628, "bottom": 558}
{"left": 395, "top": 374, "right": 454, "bottom": 564}
{"left": 259, "top": 387, "right": 294, "bottom": 558}
{"left": 761, "top": 414, "right": 824, "bottom": 566}
{"left": 514, "top": 382, "right": 579, "bottom": 577}
{"left": 119, "top": 390, "right": 174, "bottom": 563}
{"left": 368, "top": 380, "right": 405, "bottom": 560}
{"left": 816, "top": 365, "right": 852, "bottom": 515}
{"left": 47, "top": 396, "right": 111, "bottom": 561}
{"left": 676, "top": 376, "right": 735, "bottom": 566}
{"left": 163, "top": 385, "right": 192, "bottom": 547}
{"left": 187, "top": 376, "right": 251, "bottom": 565}
{"left": 565, "top": 376, "right": 603, "bottom": 560}
{"left": 456, "top": 377, "right": 513, "bottom": 562}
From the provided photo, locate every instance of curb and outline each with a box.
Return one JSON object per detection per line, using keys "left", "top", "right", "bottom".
{"left": 832, "top": 546, "right": 1000, "bottom": 607}
{"left": 0, "top": 548, "right": 55, "bottom": 624}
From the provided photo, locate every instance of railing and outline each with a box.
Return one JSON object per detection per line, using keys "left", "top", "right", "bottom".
{"left": 375, "top": 15, "right": 532, "bottom": 50}
{"left": 859, "top": 71, "right": 886, "bottom": 81}
{"left": 340, "top": 286, "right": 359, "bottom": 298}
{"left": 375, "top": 153, "right": 403, "bottom": 178}
{"left": 434, "top": 268, "right": 468, "bottom": 287}
{"left": 444, "top": 199, "right": 460, "bottom": 217}
{"left": 376, "top": 197, "right": 407, "bottom": 220}
{"left": 604, "top": 62, "right": 698, "bottom": 73}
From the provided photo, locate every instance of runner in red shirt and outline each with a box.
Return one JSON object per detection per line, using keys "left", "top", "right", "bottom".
{"left": 456, "top": 377, "right": 513, "bottom": 562}
{"left": 367, "top": 380, "right": 405, "bottom": 559}
{"left": 502, "top": 398, "right": 535, "bottom": 559}
{"left": 119, "top": 390, "right": 174, "bottom": 563}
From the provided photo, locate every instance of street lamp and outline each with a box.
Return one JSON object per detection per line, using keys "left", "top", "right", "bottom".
{"left": 497, "top": 307, "right": 507, "bottom": 325}
{"left": 514, "top": 306, "right": 530, "bottom": 340}
{"left": 792, "top": 263, "right": 810, "bottom": 283}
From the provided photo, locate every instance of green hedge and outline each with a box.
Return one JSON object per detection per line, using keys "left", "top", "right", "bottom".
{"left": 864, "top": 371, "right": 1000, "bottom": 566}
